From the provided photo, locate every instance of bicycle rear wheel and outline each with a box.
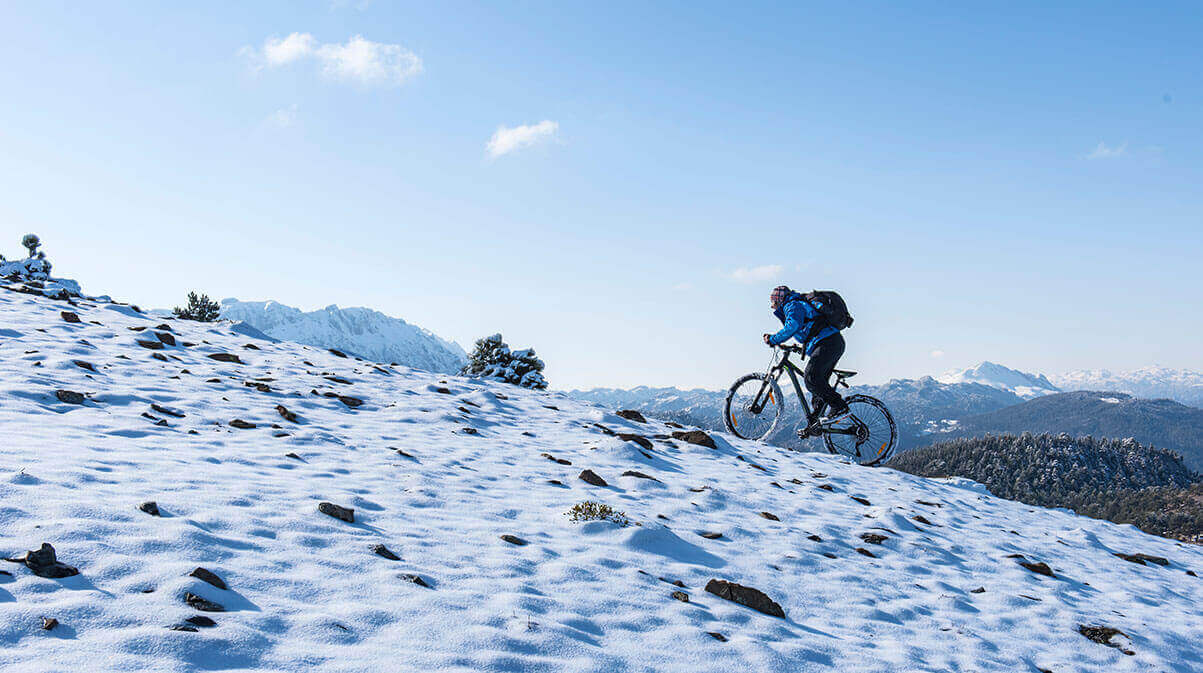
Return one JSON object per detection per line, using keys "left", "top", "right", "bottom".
{"left": 723, "top": 373, "right": 783, "bottom": 441}
{"left": 823, "top": 394, "right": 897, "bottom": 466}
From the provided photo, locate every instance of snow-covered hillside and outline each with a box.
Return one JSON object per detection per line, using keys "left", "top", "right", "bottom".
{"left": 937, "top": 361, "right": 1060, "bottom": 399}
{"left": 220, "top": 299, "right": 466, "bottom": 374}
{"left": 3, "top": 285, "right": 1202, "bottom": 672}
{"left": 1052, "top": 367, "right": 1203, "bottom": 408}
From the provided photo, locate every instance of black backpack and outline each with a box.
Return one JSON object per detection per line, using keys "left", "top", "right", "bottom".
{"left": 801, "top": 290, "right": 853, "bottom": 330}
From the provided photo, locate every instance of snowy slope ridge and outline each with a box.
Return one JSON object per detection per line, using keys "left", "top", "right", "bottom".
{"left": 1052, "top": 367, "right": 1203, "bottom": 408}
{"left": 2, "top": 289, "right": 1202, "bottom": 673}
{"left": 937, "top": 361, "right": 1060, "bottom": 399}
{"left": 220, "top": 298, "right": 466, "bottom": 374}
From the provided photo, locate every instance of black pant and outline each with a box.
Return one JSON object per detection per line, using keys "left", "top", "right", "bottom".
{"left": 804, "top": 332, "right": 847, "bottom": 416}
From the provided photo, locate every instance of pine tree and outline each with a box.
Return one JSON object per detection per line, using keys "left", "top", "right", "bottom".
{"left": 21, "top": 234, "right": 41, "bottom": 257}
{"left": 173, "top": 292, "right": 221, "bottom": 322}
{"left": 460, "top": 333, "right": 548, "bottom": 389}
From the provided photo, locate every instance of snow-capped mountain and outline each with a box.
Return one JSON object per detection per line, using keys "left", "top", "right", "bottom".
{"left": 937, "top": 361, "right": 1060, "bottom": 399}
{"left": 3, "top": 279, "right": 1201, "bottom": 672}
{"left": 1051, "top": 367, "right": 1203, "bottom": 408}
{"left": 220, "top": 299, "right": 466, "bottom": 374}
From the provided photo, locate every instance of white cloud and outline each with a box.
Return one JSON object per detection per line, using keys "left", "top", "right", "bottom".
{"left": 1086, "top": 141, "right": 1128, "bottom": 160}
{"left": 265, "top": 104, "right": 298, "bottom": 128}
{"left": 930, "top": 349, "right": 945, "bottom": 358}
{"left": 247, "top": 33, "right": 421, "bottom": 86}
{"left": 729, "top": 264, "right": 784, "bottom": 283}
{"left": 486, "top": 121, "right": 559, "bottom": 158}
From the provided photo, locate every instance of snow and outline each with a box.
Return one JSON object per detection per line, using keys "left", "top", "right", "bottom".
{"left": 2, "top": 286, "right": 1202, "bottom": 672}
{"left": 937, "top": 361, "right": 1060, "bottom": 399}
{"left": 1052, "top": 367, "right": 1203, "bottom": 407}
{"left": 219, "top": 299, "right": 466, "bottom": 374}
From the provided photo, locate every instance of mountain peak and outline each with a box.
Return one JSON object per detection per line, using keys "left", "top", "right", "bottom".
{"left": 936, "top": 361, "right": 1059, "bottom": 399}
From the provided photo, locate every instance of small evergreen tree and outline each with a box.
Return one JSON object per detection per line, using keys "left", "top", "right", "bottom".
{"left": 22, "top": 234, "right": 41, "bottom": 257}
{"left": 173, "top": 292, "right": 221, "bottom": 322}
{"left": 460, "top": 333, "right": 548, "bottom": 389}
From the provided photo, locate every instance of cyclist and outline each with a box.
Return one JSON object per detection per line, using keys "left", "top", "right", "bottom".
{"left": 762, "top": 285, "right": 850, "bottom": 428}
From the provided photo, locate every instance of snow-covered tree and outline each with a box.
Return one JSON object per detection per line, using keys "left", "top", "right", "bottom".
{"left": 173, "top": 292, "right": 221, "bottom": 322}
{"left": 460, "top": 333, "right": 548, "bottom": 389}
{"left": 22, "top": 234, "right": 41, "bottom": 257}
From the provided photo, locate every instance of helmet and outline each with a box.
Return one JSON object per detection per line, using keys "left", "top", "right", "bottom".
{"left": 769, "top": 285, "right": 791, "bottom": 310}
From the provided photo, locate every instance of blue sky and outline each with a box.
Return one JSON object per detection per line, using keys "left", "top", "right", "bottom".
{"left": 2, "top": 1, "right": 1200, "bottom": 390}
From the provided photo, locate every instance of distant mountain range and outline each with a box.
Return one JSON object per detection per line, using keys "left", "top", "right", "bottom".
{"left": 220, "top": 299, "right": 467, "bottom": 374}
{"left": 937, "top": 361, "right": 1060, "bottom": 399}
{"left": 1052, "top": 367, "right": 1203, "bottom": 407}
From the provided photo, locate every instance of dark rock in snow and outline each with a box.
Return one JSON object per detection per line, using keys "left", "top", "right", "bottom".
{"left": 319, "top": 502, "right": 355, "bottom": 523}
{"left": 276, "top": 405, "right": 298, "bottom": 423}
{"left": 541, "top": 452, "right": 571, "bottom": 465}
{"left": 760, "top": 512, "right": 780, "bottom": 522}
{"left": 18, "top": 543, "right": 80, "bottom": 579}
{"left": 151, "top": 403, "right": 185, "bottom": 418}
{"left": 338, "top": 396, "right": 364, "bottom": 408}
{"left": 72, "top": 359, "right": 95, "bottom": 372}
{"left": 671, "top": 430, "right": 717, "bottom": 449}
{"left": 622, "top": 470, "right": 660, "bottom": 482}
{"left": 616, "top": 409, "right": 647, "bottom": 423}
{"left": 372, "top": 544, "right": 400, "bottom": 560}
{"left": 1114, "top": 552, "right": 1170, "bottom": 567}
{"left": 285, "top": 452, "right": 302, "bottom": 460}
{"left": 155, "top": 332, "right": 176, "bottom": 346}
{"left": 617, "top": 433, "right": 653, "bottom": 450}
{"left": 207, "top": 353, "right": 243, "bottom": 364}
{"left": 229, "top": 419, "right": 256, "bottom": 429}
{"left": 400, "top": 573, "right": 429, "bottom": 588}
{"left": 500, "top": 535, "right": 528, "bottom": 546}
{"left": 139, "top": 501, "right": 161, "bottom": 516}
{"left": 807, "top": 534, "right": 822, "bottom": 542}
{"left": 1019, "top": 560, "right": 1055, "bottom": 577}
{"left": 913, "top": 515, "right": 934, "bottom": 526}
{"left": 817, "top": 484, "right": 835, "bottom": 491}
{"left": 184, "top": 616, "right": 217, "bottom": 628}
{"left": 189, "top": 567, "right": 227, "bottom": 590}
{"left": 55, "top": 389, "right": 85, "bottom": 405}
{"left": 60, "top": 311, "right": 81, "bottom": 323}
{"left": 671, "top": 590, "right": 690, "bottom": 602}
{"left": 168, "top": 624, "right": 199, "bottom": 632}
{"left": 41, "top": 617, "right": 59, "bottom": 630}
{"left": 1078, "top": 624, "right": 1135, "bottom": 655}
{"left": 578, "top": 469, "right": 608, "bottom": 486}
{"left": 851, "top": 496, "right": 872, "bottom": 506}
{"left": 856, "top": 547, "right": 877, "bottom": 558}
{"left": 970, "top": 587, "right": 986, "bottom": 593}
{"left": 460, "top": 427, "right": 478, "bottom": 435}
{"left": 699, "top": 532, "right": 724, "bottom": 540}
{"left": 860, "top": 533, "right": 888, "bottom": 545}
{"left": 704, "top": 579, "right": 785, "bottom": 618}
{"left": 707, "top": 631, "right": 728, "bottom": 642}
{"left": 184, "top": 592, "right": 225, "bottom": 612}
{"left": 328, "top": 348, "right": 348, "bottom": 358}
{"left": 136, "top": 339, "right": 164, "bottom": 350}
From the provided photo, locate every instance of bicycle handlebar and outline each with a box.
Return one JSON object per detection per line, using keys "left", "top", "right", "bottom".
{"left": 772, "top": 343, "right": 806, "bottom": 354}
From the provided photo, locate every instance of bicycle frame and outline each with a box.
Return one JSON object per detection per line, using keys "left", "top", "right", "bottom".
{"left": 750, "top": 348, "right": 860, "bottom": 438}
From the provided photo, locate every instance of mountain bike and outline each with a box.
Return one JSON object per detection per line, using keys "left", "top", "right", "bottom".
{"left": 723, "top": 343, "right": 897, "bottom": 466}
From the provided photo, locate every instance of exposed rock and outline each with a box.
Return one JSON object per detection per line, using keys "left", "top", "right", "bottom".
{"left": 704, "top": 579, "right": 785, "bottom": 618}
{"left": 616, "top": 409, "right": 647, "bottom": 423}
{"left": 660, "top": 577, "right": 686, "bottom": 588}
{"left": 707, "top": 631, "right": 727, "bottom": 642}
{"left": 760, "top": 512, "right": 780, "bottom": 522}
{"left": 151, "top": 403, "right": 185, "bottom": 418}
{"left": 229, "top": 419, "right": 256, "bottom": 430}
{"left": 671, "top": 590, "right": 689, "bottom": 602}
{"left": 72, "top": 359, "right": 95, "bottom": 372}
{"left": 500, "top": 535, "right": 528, "bottom": 546}
{"left": 372, "top": 544, "right": 400, "bottom": 560}
{"left": 817, "top": 484, "right": 834, "bottom": 491}
{"left": 207, "top": 353, "right": 243, "bottom": 364}
{"left": 622, "top": 470, "right": 660, "bottom": 482}
{"left": 285, "top": 452, "right": 302, "bottom": 460}
{"left": 851, "top": 496, "right": 871, "bottom": 506}
{"left": 578, "top": 469, "right": 608, "bottom": 487}
{"left": 593, "top": 423, "right": 616, "bottom": 436}
{"left": 276, "top": 405, "right": 298, "bottom": 423}
{"left": 1019, "top": 560, "right": 1055, "bottom": 577}
{"left": 970, "top": 587, "right": 986, "bottom": 593}
{"left": 699, "top": 532, "right": 724, "bottom": 540}
{"left": 807, "top": 534, "right": 822, "bottom": 542}
{"left": 60, "top": 311, "right": 81, "bottom": 323}
{"left": 433, "top": 387, "right": 451, "bottom": 394}
{"left": 41, "top": 617, "right": 59, "bottom": 630}
{"left": 617, "top": 433, "right": 653, "bottom": 450}
{"left": 168, "top": 625, "right": 198, "bottom": 632}
{"left": 184, "top": 616, "right": 217, "bottom": 628}
{"left": 136, "top": 339, "right": 164, "bottom": 350}
{"left": 325, "top": 376, "right": 351, "bottom": 385}
{"left": 1078, "top": 624, "right": 1135, "bottom": 655}
{"left": 1114, "top": 552, "right": 1169, "bottom": 567}
{"left": 184, "top": 592, "right": 225, "bottom": 612}
{"left": 671, "top": 430, "right": 717, "bottom": 449}
{"left": 400, "top": 573, "right": 429, "bottom": 588}
{"left": 913, "top": 515, "right": 934, "bottom": 526}
{"left": 460, "top": 427, "right": 478, "bottom": 435}
{"left": 318, "top": 502, "right": 355, "bottom": 523}
{"left": 18, "top": 543, "right": 80, "bottom": 579}
{"left": 856, "top": 547, "right": 877, "bottom": 558}
{"left": 328, "top": 348, "right": 348, "bottom": 358}
{"left": 189, "top": 567, "right": 227, "bottom": 590}
{"left": 55, "top": 389, "right": 85, "bottom": 405}
{"left": 860, "top": 533, "right": 888, "bottom": 545}
{"left": 541, "top": 452, "right": 571, "bottom": 465}
{"left": 155, "top": 332, "right": 176, "bottom": 346}
{"left": 338, "top": 395, "right": 364, "bottom": 408}
{"left": 139, "top": 501, "right": 161, "bottom": 516}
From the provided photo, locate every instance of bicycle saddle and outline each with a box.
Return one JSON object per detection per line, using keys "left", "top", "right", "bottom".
{"left": 833, "top": 369, "right": 857, "bottom": 378}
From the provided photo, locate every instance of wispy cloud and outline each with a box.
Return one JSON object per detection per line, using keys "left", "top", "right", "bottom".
{"left": 729, "top": 264, "right": 783, "bottom": 283}
{"left": 245, "top": 33, "right": 422, "bottom": 86}
{"left": 265, "top": 104, "right": 298, "bottom": 128}
{"left": 486, "top": 121, "right": 559, "bottom": 158}
{"left": 1086, "top": 141, "right": 1128, "bottom": 160}
{"left": 930, "top": 349, "right": 945, "bottom": 359}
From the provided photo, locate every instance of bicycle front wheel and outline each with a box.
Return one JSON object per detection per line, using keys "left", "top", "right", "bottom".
{"left": 823, "top": 394, "right": 897, "bottom": 466}
{"left": 723, "top": 373, "right": 783, "bottom": 441}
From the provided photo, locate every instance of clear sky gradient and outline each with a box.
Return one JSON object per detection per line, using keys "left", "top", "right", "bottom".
{"left": 2, "top": 1, "right": 1200, "bottom": 390}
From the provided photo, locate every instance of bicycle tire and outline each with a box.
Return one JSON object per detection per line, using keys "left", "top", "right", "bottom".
{"left": 823, "top": 394, "right": 897, "bottom": 466}
{"left": 723, "top": 373, "right": 784, "bottom": 441}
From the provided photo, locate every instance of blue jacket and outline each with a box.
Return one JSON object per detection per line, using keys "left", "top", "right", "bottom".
{"left": 768, "top": 292, "right": 839, "bottom": 354}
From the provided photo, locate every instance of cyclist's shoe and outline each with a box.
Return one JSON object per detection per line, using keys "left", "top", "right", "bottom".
{"left": 819, "top": 408, "right": 853, "bottom": 427}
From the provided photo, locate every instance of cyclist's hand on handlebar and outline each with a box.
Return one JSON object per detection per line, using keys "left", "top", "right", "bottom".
{"left": 762, "top": 333, "right": 772, "bottom": 346}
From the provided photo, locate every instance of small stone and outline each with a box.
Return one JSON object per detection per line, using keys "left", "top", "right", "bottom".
{"left": 851, "top": 496, "right": 871, "bottom": 506}
{"left": 913, "top": 515, "right": 934, "bottom": 526}
{"left": 155, "top": 332, "right": 176, "bottom": 346}
{"left": 460, "top": 427, "right": 478, "bottom": 435}
{"left": 1078, "top": 624, "right": 1135, "bottom": 655}
{"left": 60, "top": 311, "right": 81, "bottom": 323}
{"left": 707, "top": 631, "right": 728, "bottom": 642}
{"left": 184, "top": 592, "right": 225, "bottom": 612}
{"left": 616, "top": 409, "right": 647, "bottom": 423}
{"left": 328, "top": 348, "right": 348, "bottom": 358}
{"left": 671, "top": 590, "right": 689, "bottom": 602}
{"left": 285, "top": 452, "right": 302, "bottom": 460}
{"left": 671, "top": 430, "right": 717, "bottom": 449}
{"left": 541, "top": 452, "right": 571, "bottom": 465}
{"left": 860, "top": 532, "right": 888, "bottom": 545}
{"left": 621, "top": 470, "right": 660, "bottom": 481}
{"left": 433, "top": 387, "right": 451, "bottom": 394}
{"left": 338, "top": 396, "right": 364, "bottom": 408}
{"left": 319, "top": 502, "right": 355, "bottom": 523}
{"left": 136, "top": 339, "right": 164, "bottom": 350}
{"left": 400, "top": 573, "right": 429, "bottom": 588}
{"left": 21, "top": 543, "right": 80, "bottom": 578}
{"left": 578, "top": 469, "right": 607, "bottom": 486}
{"left": 139, "top": 501, "right": 161, "bottom": 516}
{"left": 276, "top": 405, "right": 298, "bottom": 423}
{"left": 856, "top": 547, "right": 877, "bottom": 558}
{"left": 72, "top": 360, "right": 95, "bottom": 372}
{"left": 806, "top": 534, "right": 822, "bottom": 542}
{"left": 660, "top": 577, "right": 686, "bottom": 588}
{"left": 500, "top": 535, "right": 528, "bottom": 546}
{"left": 1019, "top": 560, "right": 1055, "bottom": 577}
{"left": 704, "top": 579, "right": 785, "bottom": 618}
{"left": 169, "top": 625, "right": 199, "bottom": 632}
{"left": 760, "top": 512, "right": 780, "bottom": 522}
{"left": 817, "top": 484, "right": 834, "bottom": 491}
{"left": 189, "top": 567, "right": 227, "bottom": 590}
{"left": 151, "top": 403, "right": 185, "bottom": 418}
{"left": 41, "top": 617, "right": 58, "bottom": 630}
{"left": 617, "top": 433, "right": 653, "bottom": 450}
{"left": 55, "top": 389, "right": 85, "bottom": 405}
{"left": 229, "top": 419, "right": 256, "bottom": 429}
{"left": 184, "top": 616, "right": 217, "bottom": 628}
{"left": 970, "top": 587, "right": 986, "bottom": 593}
{"left": 699, "top": 532, "right": 723, "bottom": 540}
{"left": 207, "top": 353, "right": 243, "bottom": 364}
{"left": 372, "top": 544, "right": 400, "bottom": 560}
